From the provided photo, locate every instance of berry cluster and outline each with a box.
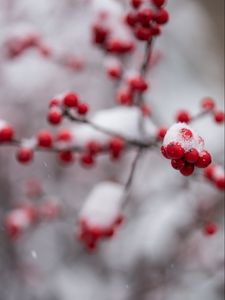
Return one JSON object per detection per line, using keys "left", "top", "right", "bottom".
{"left": 77, "top": 182, "right": 124, "bottom": 250}
{"left": 176, "top": 97, "right": 225, "bottom": 124}
{"left": 126, "top": 0, "right": 169, "bottom": 41}
{"left": 204, "top": 165, "right": 225, "bottom": 191}
{"left": 48, "top": 92, "right": 90, "bottom": 126}
{"left": 161, "top": 123, "right": 212, "bottom": 176}
{"left": 92, "top": 12, "right": 134, "bottom": 55}
{"left": 4, "top": 199, "right": 61, "bottom": 239}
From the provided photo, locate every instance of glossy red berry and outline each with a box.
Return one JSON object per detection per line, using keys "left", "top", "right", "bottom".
{"left": 47, "top": 109, "right": 62, "bottom": 125}
{"left": 171, "top": 159, "right": 185, "bottom": 170}
{"left": 151, "top": 25, "right": 161, "bottom": 36}
{"left": 161, "top": 145, "right": 169, "bottom": 159}
{"left": 56, "top": 129, "right": 72, "bottom": 142}
{"left": 213, "top": 111, "right": 225, "bottom": 123}
{"left": 37, "top": 130, "right": 53, "bottom": 148}
{"left": 135, "top": 27, "right": 152, "bottom": 41}
{"left": 204, "top": 223, "right": 217, "bottom": 235}
{"left": 125, "top": 12, "right": 138, "bottom": 27}
{"left": 80, "top": 153, "right": 95, "bottom": 167}
{"left": 180, "top": 163, "right": 195, "bottom": 176}
{"left": 155, "top": 9, "right": 169, "bottom": 25}
{"left": 117, "top": 88, "right": 133, "bottom": 105}
{"left": 16, "top": 147, "right": 33, "bottom": 163}
{"left": 86, "top": 141, "right": 102, "bottom": 155}
{"left": 129, "top": 75, "right": 148, "bottom": 92}
{"left": 201, "top": 97, "right": 215, "bottom": 111}
{"left": 137, "top": 9, "right": 153, "bottom": 27}
{"left": 176, "top": 110, "right": 191, "bottom": 123}
{"left": 109, "top": 137, "right": 125, "bottom": 159}
{"left": 166, "top": 142, "right": 185, "bottom": 159}
{"left": 63, "top": 93, "right": 79, "bottom": 108}
{"left": 58, "top": 151, "right": 74, "bottom": 164}
{"left": 0, "top": 125, "right": 14, "bottom": 142}
{"left": 196, "top": 150, "right": 212, "bottom": 168}
{"left": 77, "top": 103, "right": 89, "bottom": 115}
{"left": 184, "top": 148, "right": 199, "bottom": 163}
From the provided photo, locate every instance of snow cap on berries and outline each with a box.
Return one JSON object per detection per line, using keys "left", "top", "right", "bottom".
{"left": 163, "top": 122, "right": 205, "bottom": 153}
{"left": 79, "top": 182, "right": 123, "bottom": 228}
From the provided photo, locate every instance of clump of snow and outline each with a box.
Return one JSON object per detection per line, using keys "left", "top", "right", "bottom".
{"left": 163, "top": 122, "right": 205, "bottom": 152}
{"left": 79, "top": 181, "right": 123, "bottom": 228}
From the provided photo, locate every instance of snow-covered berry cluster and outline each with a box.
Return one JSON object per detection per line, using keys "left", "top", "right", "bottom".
{"left": 204, "top": 165, "right": 225, "bottom": 191}
{"left": 126, "top": 0, "right": 169, "bottom": 41}
{"left": 161, "top": 123, "right": 212, "bottom": 176}
{"left": 77, "top": 182, "right": 124, "bottom": 250}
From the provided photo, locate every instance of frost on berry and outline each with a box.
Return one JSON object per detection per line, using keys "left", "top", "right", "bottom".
{"left": 77, "top": 182, "right": 124, "bottom": 250}
{"left": 162, "top": 123, "right": 211, "bottom": 176}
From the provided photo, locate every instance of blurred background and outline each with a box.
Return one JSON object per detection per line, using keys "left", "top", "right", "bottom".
{"left": 0, "top": 0, "right": 224, "bottom": 300}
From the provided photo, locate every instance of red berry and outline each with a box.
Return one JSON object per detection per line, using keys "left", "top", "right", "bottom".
{"left": 204, "top": 223, "right": 217, "bottom": 235}
{"left": 196, "top": 150, "right": 212, "bottom": 168}
{"left": 157, "top": 127, "right": 167, "bottom": 141}
{"left": 155, "top": 8, "right": 169, "bottom": 25}
{"left": 184, "top": 148, "right": 199, "bottom": 163}
{"left": 135, "top": 27, "right": 152, "bottom": 41}
{"left": 16, "top": 147, "right": 33, "bottom": 163}
{"left": 117, "top": 88, "right": 133, "bottom": 105}
{"left": 161, "top": 145, "right": 169, "bottom": 159}
{"left": 77, "top": 103, "right": 89, "bottom": 115}
{"left": 63, "top": 92, "right": 79, "bottom": 108}
{"left": 137, "top": 8, "right": 153, "bottom": 27}
{"left": 180, "top": 163, "right": 195, "bottom": 176}
{"left": 171, "top": 159, "right": 185, "bottom": 170}
{"left": 129, "top": 75, "right": 148, "bottom": 92}
{"left": 47, "top": 109, "right": 62, "bottom": 125}
{"left": 179, "top": 128, "right": 193, "bottom": 140}
{"left": 107, "top": 66, "right": 121, "bottom": 79}
{"left": 166, "top": 142, "right": 185, "bottom": 159}
{"left": 0, "top": 125, "right": 14, "bottom": 142}
{"left": 92, "top": 24, "right": 109, "bottom": 44}
{"left": 151, "top": 25, "right": 161, "bottom": 36}
{"left": 56, "top": 129, "right": 72, "bottom": 142}
{"left": 130, "top": 0, "right": 142, "bottom": 9}
{"left": 214, "top": 111, "right": 225, "bottom": 123}
{"left": 37, "top": 130, "right": 53, "bottom": 148}
{"left": 176, "top": 110, "right": 191, "bottom": 123}
{"left": 215, "top": 176, "right": 225, "bottom": 190}
{"left": 109, "top": 137, "right": 125, "bottom": 159}
{"left": 86, "top": 141, "right": 102, "bottom": 155}
{"left": 58, "top": 151, "right": 74, "bottom": 164}
{"left": 152, "top": 0, "right": 166, "bottom": 7}
{"left": 201, "top": 97, "right": 215, "bottom": 111}
{"left": 80, "top": 153, "right": 95, "bottom": 167}
{"left": 125, "top": 12, "right": 138, "bottom": 27}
